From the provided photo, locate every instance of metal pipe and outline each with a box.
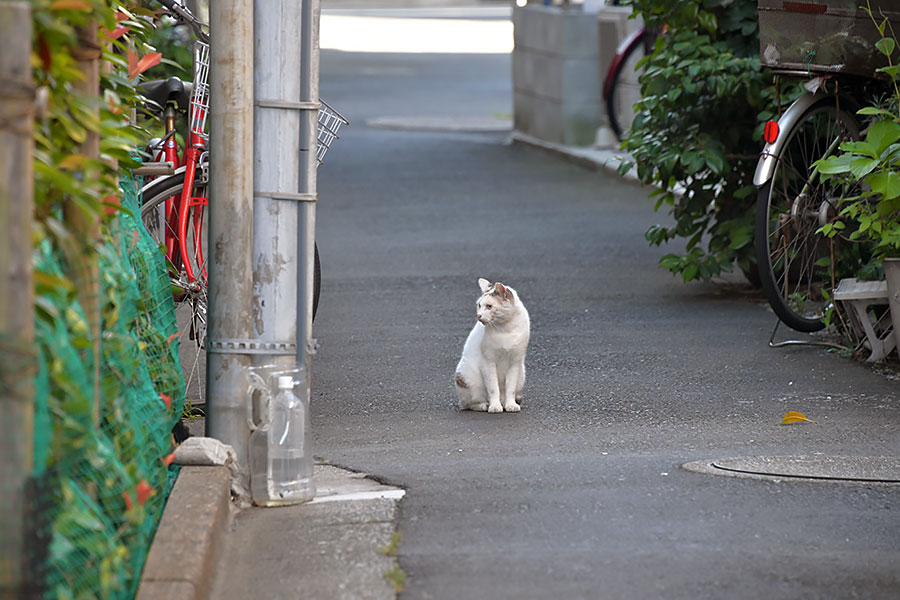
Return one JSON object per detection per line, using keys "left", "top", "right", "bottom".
{"left": 206, "top": 0, "right": 255, "bottom": 484}
{"left": 298, "top": 0, "right": 321, "bottom": 389}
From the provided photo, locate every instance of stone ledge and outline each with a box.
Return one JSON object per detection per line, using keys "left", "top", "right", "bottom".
{"left": 137, "top": 466, "right": 232, "bottom": 600}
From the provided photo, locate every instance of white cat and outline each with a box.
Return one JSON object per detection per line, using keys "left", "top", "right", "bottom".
{"left": 455, "top": 278, "right": 530, "bottom": 413}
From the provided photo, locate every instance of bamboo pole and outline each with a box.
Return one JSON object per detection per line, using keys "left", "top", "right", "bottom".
{"left": 0, "top": 3, "right": 35, "bottom": 597}
{"left": 66, "top": 22, "right": 102, "bottom": 424}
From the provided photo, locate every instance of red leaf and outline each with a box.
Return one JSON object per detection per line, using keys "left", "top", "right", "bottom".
{"left": 102, "top": 25, "right": 130, "bottom": 41}
{"left": 50, "top": 0, "right": 92, "bottom": 10}
{"left": 122, "top": 490, "right": 133, "bottom": 511}
{"left": 162, "top": 453, "right": 175, "bottom": 467}
{"left": 136, "top": 480, "right": 154, "bottom": 506}
{"left": 108, "top": 94, "right": 123, "bottom": 115}
{"left": 116, "top": 11, "right": 128, "bottom": 22}
{"left": 160, "top": 393, "right": 172, "bottom": 411}
{"left": 128, "top": 51, "right": 161, "bottom": 79}
{"left": 38, "top": 34, "right": 52, "bottom": 71}
{"left": 127, "top": 49, "right": 138, "bottom": 79}
{"left": 103, "top": 195, "right": 120, "bottom": 217}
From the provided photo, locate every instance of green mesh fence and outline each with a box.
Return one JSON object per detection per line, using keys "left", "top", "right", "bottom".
{"left": 27, "top": 172, "right": 186, "bottom": 599}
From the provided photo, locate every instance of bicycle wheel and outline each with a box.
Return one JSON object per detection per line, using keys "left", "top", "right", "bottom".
{"left": 755, "top": 96, "right": 861, "bottom": 332}
{"left": 141, "top": 173, "right": 322, "bottom": 405}
{"left": 604, "top": 29, "right": 649, "bottom": 142}
{"left": 313, "top": 243, "right": 321, "bottom": 321}
{"left": 141, "top": 170, "right": 210, "bottom": 405}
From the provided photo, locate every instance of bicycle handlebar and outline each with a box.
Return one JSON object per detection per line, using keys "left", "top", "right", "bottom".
{"left": 157, "top": 0, "right": 209, "bottom": 43}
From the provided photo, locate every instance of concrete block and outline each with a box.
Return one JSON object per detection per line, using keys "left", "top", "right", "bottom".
{"left": 514, "top": 91, "right": 563, "bottom": 144}
{"left": 513, "top": 49, "right": 564, "bottom": 101}
{"left": 512, "top": 3, "right": 607, "bottom": 147}
{"left": 513, "top": 4, "right": 599, "bottom": 58}
{"left": 560, "top": 101, "right": 605, "bottom": 147}
{"left": 137, "top": 466, "right": 232, "bottom": 600}
{"left": 562, "top": 56, "right": 602, "bottom": 106}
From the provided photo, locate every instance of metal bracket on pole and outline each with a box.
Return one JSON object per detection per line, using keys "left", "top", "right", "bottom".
{"left": 208, "top": 339, "right": 298, "bottom": 355}
{"left": 254, "top": 191, "right": 317, "bottom": 203}
{"left": 255, "top": 99, "right": 320, "bottom": 111}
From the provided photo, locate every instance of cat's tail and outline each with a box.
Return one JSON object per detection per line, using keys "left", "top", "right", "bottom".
{"left": 455, "top": 370, "right": 489, "bottom": 411}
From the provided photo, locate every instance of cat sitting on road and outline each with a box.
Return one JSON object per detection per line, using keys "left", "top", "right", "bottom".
{"left": 455, "top": 278, "right": 530, "bottom": 413}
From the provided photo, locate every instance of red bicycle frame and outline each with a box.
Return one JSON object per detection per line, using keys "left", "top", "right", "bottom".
{"left": 152, "top": 92, "right": 208, "bottom": 286}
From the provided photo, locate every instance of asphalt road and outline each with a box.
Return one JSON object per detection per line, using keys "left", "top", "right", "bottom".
{"left": 312, "top": 38, "right": 900, "bottom": 600}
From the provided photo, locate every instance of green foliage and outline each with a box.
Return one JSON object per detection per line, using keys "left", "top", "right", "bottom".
{"left": 814, "top": 3, "right": 900, "bottom": 261}
{"left": 144, "top": 16, "right": 194, "bottom": 80}
{"left": 621, "top": 0, "right": 794, "bottom": 282}
{"left": 29, "top": 2, "right": 187, "bottom": 598}
{"left": 31, "top": 0, "right": 158, "bottom": 233}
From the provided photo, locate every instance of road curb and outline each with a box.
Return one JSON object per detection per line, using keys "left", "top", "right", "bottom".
{"left": 508, "top": 131, "right": 638, "bottom": 182}
{"left": 137, "top": 466, "right": 232, "bottom": 600}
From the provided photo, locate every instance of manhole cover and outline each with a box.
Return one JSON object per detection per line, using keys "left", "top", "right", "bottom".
{"left": 682, "top": 456, "right": 900, "bottom": 485}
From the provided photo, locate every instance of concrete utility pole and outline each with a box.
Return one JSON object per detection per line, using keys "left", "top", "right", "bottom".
{"left": 252, "top": 0, "right": 320, "bottom": 387}
{"left": 205, "top": 0, "right": 255, "bottom": 482}
{"left": 0, "top": 3, "right": 34, "bottom": 597}
{"left": 251, "top": 0, "right": 304, "bottom": 390}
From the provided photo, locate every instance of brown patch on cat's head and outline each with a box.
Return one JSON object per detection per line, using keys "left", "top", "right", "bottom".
{"left": 477, "top": 278, "right": 514, "bottom": 302}
{"left": 492, "top": 282, "right": 513, "bottom": 302}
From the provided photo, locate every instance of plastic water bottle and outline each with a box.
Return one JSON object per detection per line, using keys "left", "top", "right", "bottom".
{"left": 249, "top": 375, "right": 315, "bottom": 506}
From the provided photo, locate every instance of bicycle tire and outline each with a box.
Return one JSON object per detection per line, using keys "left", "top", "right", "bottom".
{"left": 754, "top": 96, "right": 861, "bottom": 332}
{"left": 141, "top": 170, "right": 210, "bottom": 404}
{"left": 142, "top": 174, "right": 323, "bottom": 322}
{"left": 313, "top": 243, "right": 321, "bottom": 322}
{"left": 140, "top": 173, "right": 323, "bottom": 404}
{"left": 604, "top": 29, "right": 649, "bottom": 142}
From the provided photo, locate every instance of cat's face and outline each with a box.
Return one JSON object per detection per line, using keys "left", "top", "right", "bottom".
{"left": 475, "top": 278, "right": 516, "bottom": 325}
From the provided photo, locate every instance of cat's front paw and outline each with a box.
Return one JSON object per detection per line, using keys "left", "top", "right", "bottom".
{"left": 502, "top": 401, "right": 521, "bottom": 413}
{"left": 488, "top": 402, "right": 503, "bottom": 414}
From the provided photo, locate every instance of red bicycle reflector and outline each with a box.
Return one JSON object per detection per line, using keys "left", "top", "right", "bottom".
{"left": 764, "top": 120, "right": 779, "bottom": 144}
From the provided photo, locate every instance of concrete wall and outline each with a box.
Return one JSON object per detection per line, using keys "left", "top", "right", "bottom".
{"left": 512, "top": 3, "right": 642, "bottom": 148}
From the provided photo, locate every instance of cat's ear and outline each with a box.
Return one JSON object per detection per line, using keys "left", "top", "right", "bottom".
{"left": 478, "top": 278, "right": 492, "bottom": 293}
{"left": 494, "top": 283, "right": 513, "bottom": 301}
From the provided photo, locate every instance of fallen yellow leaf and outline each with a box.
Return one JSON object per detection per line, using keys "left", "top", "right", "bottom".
{"left": 781, "top": 411, "right": 817, "bottom": 425}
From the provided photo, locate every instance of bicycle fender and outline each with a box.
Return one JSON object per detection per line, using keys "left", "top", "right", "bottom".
{"left": 140, "top": 164, "right": 189, "bottom": 196}
{"left": 603, "top": 28, "right": 645, "bottom": 98}
{"left": 753, "top": 91, "right": 825, "bottom": 188}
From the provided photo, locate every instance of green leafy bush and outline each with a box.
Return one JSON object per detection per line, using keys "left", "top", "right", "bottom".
{"left": 815, "top": 8, "right": 900, "bottom": 263}
{"left": 621, "top": 0, "right": 794, "bottom": 282}
{"left": 29, "top": 2, "right": 187, "bottom": 597}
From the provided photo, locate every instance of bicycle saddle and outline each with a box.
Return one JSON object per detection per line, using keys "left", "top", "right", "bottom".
{"left": 138, "top": 77, "right": 192, "bottom": 114}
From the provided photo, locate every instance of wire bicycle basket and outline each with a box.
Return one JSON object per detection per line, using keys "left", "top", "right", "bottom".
{"left": 188, "top": 42, "right": 345, "bottom": 163}
{"left": 190, "top": 40, "right": 210, "bottom": 141}
{"left": 316, "top": 100, "right": 349, "bottom": 164}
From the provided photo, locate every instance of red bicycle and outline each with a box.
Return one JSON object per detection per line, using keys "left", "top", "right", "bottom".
{"left": 137, "top": 0, "right": 345, "bottom": 403}
{"left": 602, "top": 17, "right": 663, "bottom": 142}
